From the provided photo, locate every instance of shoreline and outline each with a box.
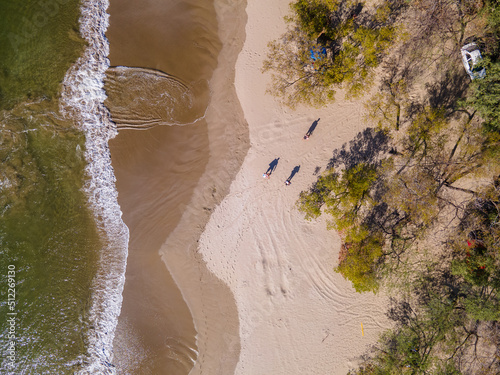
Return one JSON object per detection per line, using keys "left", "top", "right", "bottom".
{"left": 105, "top": 0, "right": 228, "bottom": 373}
{"left": 60, "top": 0, "right": 129, "bottom": 372}
{"left": 160, "top": 0, "right": 250, "bottom": 373}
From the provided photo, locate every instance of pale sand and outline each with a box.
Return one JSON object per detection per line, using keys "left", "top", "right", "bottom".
{"left": 190, "top": 0, "right": 392, "bottom": 374}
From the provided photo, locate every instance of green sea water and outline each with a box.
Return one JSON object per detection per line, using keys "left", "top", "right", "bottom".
{"left": 0, "top": 0, "right": 103, "bottom": 372}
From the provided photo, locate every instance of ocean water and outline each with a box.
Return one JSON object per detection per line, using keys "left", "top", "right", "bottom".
{"left": 0, "top": 0, "right": 127, "bottom": 374}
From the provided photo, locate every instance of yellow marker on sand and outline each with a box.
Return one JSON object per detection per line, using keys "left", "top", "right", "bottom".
{"left": 361, "top": 322, "right": 364, "bottom": 336}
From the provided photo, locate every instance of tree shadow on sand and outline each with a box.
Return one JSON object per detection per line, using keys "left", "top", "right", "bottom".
{"left": 327, "top": 128, "right": 390, "bottom": 170}
{"left": 426, "top": 68, "right": 470, "bottom": 115}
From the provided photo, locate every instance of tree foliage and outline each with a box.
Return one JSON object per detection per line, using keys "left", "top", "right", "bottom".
{"left": 262, "top": 0, "right": 404, "bottom": 107}
{"left": 297, "top": 101, "right": 496, "bottom": 291}
{"left": 349, "top": 266, "right": 500, "bottom": 374}
{"left": 309, "top": 0, "right": 500, "bottom": 372}
{"left": 335, "top": 226, "right": 384, "bottom": 292}
{"left": 365, "top": 78, "right": 408, "bottom": 130}
{"left": 351, "top": 296, "right": 467, "bottom": 374}
{"left": 449, "top": 184, "right": 500, "bottom": 321}
{"left": 297, "top": 161, "right": 385, "bottom": 291}
{"left": 483, "top": 0, "right": 500, "bottom": 58}
{"left": 467, "top": 59, "right": 500, "bottom": 132}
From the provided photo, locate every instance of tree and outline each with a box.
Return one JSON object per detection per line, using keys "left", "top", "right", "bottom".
{"left": 335, "top": 226, "right": 385, "bottom": 292}
{"left": 365, "top": 78, "right": 409, "bottom": 131}
{"left": 337, "top": 1, "right": 500, "bottom": 372}
{"left": 262, "top": 0, "right": 404, "bottom": 108}
{"left": 297, "top": 103, "right": 498, "bottom": 292}
{"left": 350, "top": 293, "right": 467, "bottom": 374}
{"left": 297, "top": 162, "right": 386, "bottom": 292}
{"left": 467, "top": 59, "right": 500, "bottom": 132}
{"left": 449, "top": 184, "right": 500, "bottom": 321}
{"left": 483, "top": 0, "right": 500, "bottom": 58}
{"left": 297, "top": 162, "right": 379, "bottom": 225}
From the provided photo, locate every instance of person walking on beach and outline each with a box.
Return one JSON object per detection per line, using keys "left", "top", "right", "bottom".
{"left": 304, "top": 118, "right": 320, "bottom": 140}
{"left": 262, "top": 157, "right": 279, "bottom": 179}
{"left": 285, "top": 165, "right": 300, "bottom": 186}
{"left": 265, "top": 157, "right": 280, "bottom": 175}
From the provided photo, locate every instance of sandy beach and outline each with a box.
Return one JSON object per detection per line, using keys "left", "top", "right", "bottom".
{"left": 107, "top": 0, "right": 391, "bottom": 373}
{"left": 192, "top": 0, "right": 393, "bottom": 373}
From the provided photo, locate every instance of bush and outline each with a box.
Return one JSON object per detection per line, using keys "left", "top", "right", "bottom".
{"left": 335, "top": 226, "right": 384, "bottom": 293}
{"left": 467, "top": 59, "right": 500, "bottom": 132}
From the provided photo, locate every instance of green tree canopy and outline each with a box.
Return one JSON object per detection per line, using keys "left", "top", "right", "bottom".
{"left": 467, "top": 59, "right": 500, "bottom": 132}
{"left": 262, "top": 0, "right": 404, "bottom": 107}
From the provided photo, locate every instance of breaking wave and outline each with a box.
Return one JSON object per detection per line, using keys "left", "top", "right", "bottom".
{"left": 59, "top": 0, "right": 128, "bottom": 373}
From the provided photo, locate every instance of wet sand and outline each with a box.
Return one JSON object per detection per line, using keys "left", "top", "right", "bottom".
{"left": 158, "top": 1, "right": 249, "bottom": 373}
{"left": 106, "top": 0, "right": 248, "bottom": 373}
{"left": 109, "top": 126, "right": 207, "bottom": 374}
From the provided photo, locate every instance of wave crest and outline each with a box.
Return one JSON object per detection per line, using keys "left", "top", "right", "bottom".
{"left": 59, "top": 0, "right": 129, "bottom": 374}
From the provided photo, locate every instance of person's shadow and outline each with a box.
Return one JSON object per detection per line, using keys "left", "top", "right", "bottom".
{"left": 266, "top": 157, "right": 280, "bottom": 175}
{"left": 286, "top": 165, "right": 300, "bottom": 182}
{"left": 305, "top": 118, "right": 320, "bottom": 137}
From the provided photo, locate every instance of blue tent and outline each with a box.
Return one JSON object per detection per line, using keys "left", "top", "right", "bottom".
{"left": 310, "top": 47, "right": 327, "bottom": 61}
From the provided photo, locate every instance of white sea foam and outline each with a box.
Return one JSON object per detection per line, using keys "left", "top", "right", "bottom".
{"left": 59, "top": 0, "right": 129, "bottom": 373}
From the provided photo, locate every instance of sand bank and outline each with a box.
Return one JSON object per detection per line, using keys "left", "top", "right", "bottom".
{"left": 107, "top": 0, "right": 248, "bottom": 373}
{"left": 194, "top": 0, "right": 392, "bottom": 373}
{"left": 159, "top": 0, "right": 249, "bottom": 373}
{"left": 106, "top": 0, "right": 248, "bottom": 373}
